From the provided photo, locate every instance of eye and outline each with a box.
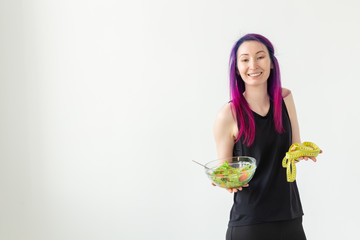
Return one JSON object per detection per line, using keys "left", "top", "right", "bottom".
{"left": 241, "top": 59, "right": 249, "bottom": 62}
{"left": 257, "top": 56, "right": 265, "bottom": 60}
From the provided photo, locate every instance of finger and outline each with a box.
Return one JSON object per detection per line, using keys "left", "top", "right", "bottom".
{"left": 211, "top": 183, "right": 216, "bottom": 186}
{"left": 310, "top": 157, "right": 317, "bottom": 162}
{"left": 320, "top": 150, "right": 323, "bottom": 153}
{"left": 237, "top": 187, "right": 242, "bottom": 191}
{"left": 227, "top": 189, "right": 232, "bottom": 193}
{"left": 243, "top": 184, "right": 249, "bottom": 187}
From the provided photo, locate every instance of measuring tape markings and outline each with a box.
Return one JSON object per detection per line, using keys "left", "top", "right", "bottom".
{"left": 282, "top": 142, "right": 321, "bottom": 182}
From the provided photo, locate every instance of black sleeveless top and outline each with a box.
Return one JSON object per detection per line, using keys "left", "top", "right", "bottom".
{"left": 229, "top": 100, "right": 303, "bottom": 227}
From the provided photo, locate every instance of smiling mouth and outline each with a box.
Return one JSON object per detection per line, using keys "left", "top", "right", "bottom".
{"left": 248, "top": 72, "right": 262, "bottom": 77}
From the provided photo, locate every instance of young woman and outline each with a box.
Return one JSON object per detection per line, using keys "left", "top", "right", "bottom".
{"left": 213, "top": 34, "right": 320, "bottom": 240}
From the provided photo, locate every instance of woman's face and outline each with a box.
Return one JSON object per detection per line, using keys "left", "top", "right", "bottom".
{"left": 236, "top": 40, "right": 273, "bottom": 88}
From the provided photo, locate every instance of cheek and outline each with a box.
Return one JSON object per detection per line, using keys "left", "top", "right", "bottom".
{"left": 265, "top": 60, "right": 272, "bottom": 70}
{"left": 239, "top": 68, "right": 247, "bottom": 78}
{"left": 238, "top": 65, "right": 246, "bottom": 74}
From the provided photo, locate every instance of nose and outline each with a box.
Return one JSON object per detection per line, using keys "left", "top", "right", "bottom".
{"left": 249, "top": 58, "right": 257, "bottom": 69}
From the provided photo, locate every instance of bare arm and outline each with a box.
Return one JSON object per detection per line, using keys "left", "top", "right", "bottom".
{"left": 213, "top": 103, "right": 237, "bottom": 159}
{"left": 283, "top": 88, "right": 322, "bottom": 161}
{"left": 213, "top": 103, "right": 248, "bottom": 193}
{"left": 283, "top": 88, "right": 301, "bottom": 144}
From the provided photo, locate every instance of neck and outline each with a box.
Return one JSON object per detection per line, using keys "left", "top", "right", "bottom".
{"left": 243, "top": 84, "right": 269, "bottom": 106}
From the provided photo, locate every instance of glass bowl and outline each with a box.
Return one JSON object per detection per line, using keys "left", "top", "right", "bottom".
{"left": 205, "top": 156, "right": 257, "bottom": 189}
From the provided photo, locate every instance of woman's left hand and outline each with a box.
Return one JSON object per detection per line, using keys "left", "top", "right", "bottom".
{"left": 298, "top": 149, "right": 323, "bottom": 162}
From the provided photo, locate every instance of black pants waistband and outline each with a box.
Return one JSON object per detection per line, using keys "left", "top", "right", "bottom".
{"left": 226, "top": 217, "right": 306, "bottom": 240}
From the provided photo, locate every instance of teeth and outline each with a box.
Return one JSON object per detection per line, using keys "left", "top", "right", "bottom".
{"left": 248, "top": 72, "right": 262, "bottom": 77}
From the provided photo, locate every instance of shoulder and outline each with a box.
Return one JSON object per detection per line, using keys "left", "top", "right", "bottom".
{"left": 215, "top": 102, "right": 236, "bottom": 125}
{"left": 282, "top": 87, "right": 291, "bottom": 98}
{"left": 214, "top": 102, "right": 237, "bottom": 134}
{"left": 282, "top": 87, "right": 294, "bottom": 107}
{"left": 282, "top": 88, "right": 297, "bottom": 118}
{"left": 214, "top": 102, "right": 238, "bottom": 141}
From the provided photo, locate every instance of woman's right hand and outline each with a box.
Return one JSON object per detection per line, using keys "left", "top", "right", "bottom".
{"left": 226, "top": 184, "right": 249, "bottom": 193}
{"left": 212, "top": 183, "right": 250, "bottom": 193}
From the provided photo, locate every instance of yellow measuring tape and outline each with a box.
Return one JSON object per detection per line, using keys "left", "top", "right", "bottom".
{"left": 282, "top": 142, "right": 320, "bottom": 182}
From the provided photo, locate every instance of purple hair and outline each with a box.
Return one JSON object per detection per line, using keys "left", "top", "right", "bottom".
{"left": 229, "top": 33, "right": 283, "bottom": 146}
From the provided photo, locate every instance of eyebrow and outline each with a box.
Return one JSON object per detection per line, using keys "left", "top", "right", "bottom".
{"left": 239, "top": 50, "right": 266, "bottom": 56}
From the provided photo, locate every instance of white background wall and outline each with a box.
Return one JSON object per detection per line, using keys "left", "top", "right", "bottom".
{"left": 1, "top": 0, "right": 360, "bottom": 239}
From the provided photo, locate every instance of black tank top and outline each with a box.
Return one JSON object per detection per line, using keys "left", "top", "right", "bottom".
{"left": 229, "top": 99, "right": 303, "bottom": 227}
